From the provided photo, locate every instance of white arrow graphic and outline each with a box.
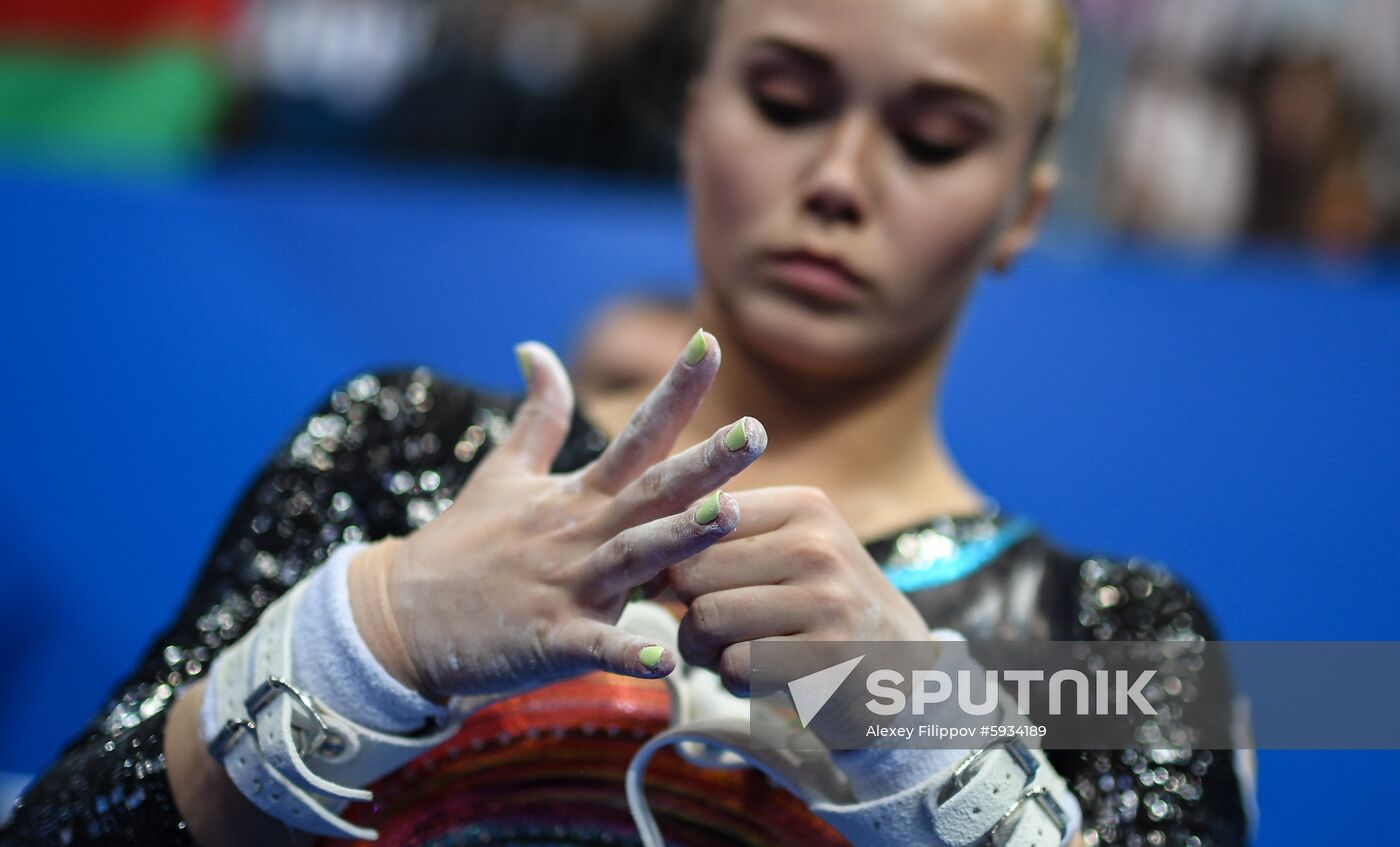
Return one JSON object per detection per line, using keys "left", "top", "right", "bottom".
{"left": 788, "top": 655, "right": 865, "bottom": 728}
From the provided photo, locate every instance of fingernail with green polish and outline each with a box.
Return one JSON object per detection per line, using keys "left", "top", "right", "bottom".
{"left": 683, "top": 329, "right": 707, "bottom": 365}
{"left": 695, "top": 491, "right": 722, "bottom": 525}
{"left": 639, "top": 644, "right": 664, "bottom": 669}
{"left": 628, "top": 586, "right": 646, "bottom": 603}
{"left": 514, "top": 346, "right": 533, "bottom": 384}
{"left": 724, "top": 418, "right": 748, "bottom": 451}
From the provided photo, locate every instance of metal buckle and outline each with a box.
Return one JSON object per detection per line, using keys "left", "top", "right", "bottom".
{"left": 246, "top": 675, "right": 333, "bottom": 759}
{"left": 938, "top": 737, "right": 1039, "bottom": 805}
{"left": 206, "top": 675, "right": 339, "bottom": 762}
{"left": 208, "top": 717, "right": 256, "bottom": 761}
{"left": 984, "top": 787, "right": 1069, "bottom": 847}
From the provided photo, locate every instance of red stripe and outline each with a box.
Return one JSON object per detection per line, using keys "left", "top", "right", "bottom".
{"left": 0, "top": 0, "right": 236, "bottom": 45}
{"left": 328, "top": 672, "right": 849, "bottom": 847}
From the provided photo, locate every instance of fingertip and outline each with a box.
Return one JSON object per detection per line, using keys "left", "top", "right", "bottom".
{"left": 514, "top": 343, "right": 534, "bottom": 387}
{"left": 636, "top": 643, "right": 676, "bottom": 677}
{"left": 694, "top": 490, "right": 722, "bottom": 525}
{"left": 498, "top": 341, "right": 577, "bottom": 474}
{"left": 726, "top": 416, "right": 768, "bottom": 458}
{"left": 515, "top": 340, "right": 574, "bottom": 406}
{"left": 681, "top": 328, "right": 721, "bottom": 370}
{"left": 682, "top": 328, "right": 706, "bottom": 365}
{"left": 715, "top": 492, "right": 740, "bottom": 534}
{"left": 691, "top": 491, "right": 740, "bottom": 538}
{"left": 532, "top": 340, "right": 568, "bottom": 371}
{"left": 702, "top": 330, "right": 721, "bottom": 367}
{"left": 703, "top": 331, "right": 722, "bottom": 372}
{"left": 748, "top": 417, "right": 767, "bottom": 452}
{"left": 513, "top": 340, "right": 553, "bottom": 372}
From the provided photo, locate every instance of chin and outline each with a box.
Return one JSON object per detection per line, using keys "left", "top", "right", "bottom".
{"left": 723, "top": 290, "right": 899, "bottom": 383}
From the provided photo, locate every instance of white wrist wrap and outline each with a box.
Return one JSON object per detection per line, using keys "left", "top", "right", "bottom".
{"left": 828, "top": 628, "right": 976, "bottom": 801}
{"left": 198, "top": 544, "right": 465, "bottom": 840}
{"left": 621, "top": 607, "right": 1081, "bottom": 847}
{"left": 807, "top": 633, "right": 1080, "bottom": 847}
{"left": 290, "top": 542, "right": 453, "bottom": 733}
{"left": 810, "top": 739, "right": 1077, "bottom": 847}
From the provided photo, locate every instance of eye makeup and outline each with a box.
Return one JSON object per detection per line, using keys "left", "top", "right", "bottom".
{"left": 734, "top": 35, "right": 1004, "bottom": 166}
{"left": 741, "top": 40, "right": 839, "bottom": 127}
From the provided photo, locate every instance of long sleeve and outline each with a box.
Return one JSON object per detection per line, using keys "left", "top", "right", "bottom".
{"left": 0, "top": 367, "right": 525, "bottom": 845}
{"left": 1046, "top": 556, "right": 1253, "bottom": 847}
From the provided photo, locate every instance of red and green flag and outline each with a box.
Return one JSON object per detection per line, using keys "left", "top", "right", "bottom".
{"left": 0, "top": 0, "right": 238, "bottom": 166}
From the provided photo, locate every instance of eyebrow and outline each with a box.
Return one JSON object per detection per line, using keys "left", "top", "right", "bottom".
{"left": 906, "top": 81, "right": 1004, "bottom": 123}
{"left": 743, "top": 35, "right": 1004, "bottom": 122}
{"left": 744, "top": 36, "right": 835, "bottom": 74}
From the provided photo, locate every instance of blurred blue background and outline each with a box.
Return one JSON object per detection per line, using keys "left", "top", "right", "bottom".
{"left": 3, "top": 155, "right": 1397, "bottom": 844}
{"left": 2, "top": 0, "right": 1399, "bottom": 843}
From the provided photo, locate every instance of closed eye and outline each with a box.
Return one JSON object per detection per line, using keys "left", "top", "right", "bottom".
{"left": 899, "top": 136, "right": 970, "bottom": 166}
{"left": 893, "top": 85, "right": 998, "bottom": 167}
{"left": 752, "top": 90, "right": 822, "bottom": 127}
{"left": 742, "top": 40, "right": 837, "bottom": 130}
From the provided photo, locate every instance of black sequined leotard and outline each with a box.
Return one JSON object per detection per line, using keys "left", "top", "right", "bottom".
{"left": 0, "top": 368, "right": 1251, "bottom": 846}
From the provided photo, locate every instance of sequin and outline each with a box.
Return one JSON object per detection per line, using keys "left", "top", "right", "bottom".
{"left": 1043, "top": 556, "right": 1247, "bottom": 846}
{"left": 879, "top": 515, "right": 1035, "bottom": 592}
{"left": 0, "top": 368, "right": 1248, "bottom": 846}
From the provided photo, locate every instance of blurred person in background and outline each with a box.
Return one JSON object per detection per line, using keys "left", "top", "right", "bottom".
{"left": 1244, "top": 50, "right": 1384, "bottom": 256}
{"left": 571, "top": 294, "right": 696, "bottom": 402}
{"left": 1102, "top": 54, "right": 1253, "bottom": 246}
{"left": 12, "top": 0, "right": 1391, "bottom": 251}
{"left": 228, "top": 0, "right": 683, "bottom": 173}
{"left": 1, "top": 3, "right": 1253, "bottom": 847}
{"left": 1089, "top": 0, "right": 1397, "bottom": 253}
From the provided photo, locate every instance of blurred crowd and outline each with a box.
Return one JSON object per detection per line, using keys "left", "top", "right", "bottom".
{"left": 1082, "top": 0, "right": 1400, "bottom": 254}
{"left": 2, "top": 0, "right": 1397, "bottom": 253}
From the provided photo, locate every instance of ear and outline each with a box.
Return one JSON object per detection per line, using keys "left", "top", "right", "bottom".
{"left": 989, "top": 162, "right": 1059, "bottom": 272}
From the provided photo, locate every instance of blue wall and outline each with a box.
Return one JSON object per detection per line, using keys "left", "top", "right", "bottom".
{"left": 3, "top": 158, "right": 1397, "bottom": 843}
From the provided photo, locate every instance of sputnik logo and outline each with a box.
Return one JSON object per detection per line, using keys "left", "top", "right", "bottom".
{"left": 787, "top": 655, "right": 865, "bottom": 728}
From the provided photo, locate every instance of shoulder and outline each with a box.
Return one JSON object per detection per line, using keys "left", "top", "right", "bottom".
{"left": 280, "top": 364, "right": 606, "bottom": 485}
{"left": 277, "top": 363, "right": 576, "bottom": 480}
{"left": 294, "top": 365, "right": 516, "bottom": 464}
{"left": 1034, "top": 536, "right": 1226, "bottom": 643}
{"left": 889, "top": 519, "right": 1223, "bottom": 645}
{"left": 270, "top": 365, "right": 526, "bottom": 531}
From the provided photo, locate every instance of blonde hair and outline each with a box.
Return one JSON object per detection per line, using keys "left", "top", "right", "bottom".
{"left": 1037, "top": 0, "right": 1079, "bottom": 161}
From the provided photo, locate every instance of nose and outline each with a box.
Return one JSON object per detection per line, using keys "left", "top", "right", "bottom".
{"left": 801, "top": 113, "right": 877, "bottom": 227}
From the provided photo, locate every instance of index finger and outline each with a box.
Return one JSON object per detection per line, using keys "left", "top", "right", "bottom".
{"left": 580, "top": 329, "right": 720, "bottom": 494}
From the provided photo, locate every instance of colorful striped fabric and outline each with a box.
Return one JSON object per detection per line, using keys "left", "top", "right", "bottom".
{"left": 327, "top": 671, "right": 849, "bottom": 847}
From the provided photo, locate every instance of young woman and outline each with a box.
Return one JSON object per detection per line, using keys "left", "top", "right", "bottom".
{"left": 0, "top": 1, "right": 1250, "bottom": 846}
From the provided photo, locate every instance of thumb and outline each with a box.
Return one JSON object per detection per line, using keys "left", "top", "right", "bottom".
{"left": 485, "top": 341, "right": 576, "bottom": 476}
{"left": 547, "top": 616, "right": 676, "bottom": 680}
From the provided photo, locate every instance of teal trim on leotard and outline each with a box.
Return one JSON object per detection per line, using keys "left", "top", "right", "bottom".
{"left": 880, "top": 518, "right": 1036, "bottom": 593}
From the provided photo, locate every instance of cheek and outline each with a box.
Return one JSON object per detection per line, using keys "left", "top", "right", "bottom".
{"left": 883, "top": 157, "right": 1017, "bottom": 296}
{"left": 688, "top": 99, "right": 798, "bottom": 275}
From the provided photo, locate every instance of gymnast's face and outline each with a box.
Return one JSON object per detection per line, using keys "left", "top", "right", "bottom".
{"left": 683, "top": 0, "right": 1059, "bottom": 380}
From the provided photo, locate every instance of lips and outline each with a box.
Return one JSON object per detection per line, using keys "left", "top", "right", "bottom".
{"left": 762, "top": 248, "right": 871, "bottom": 305}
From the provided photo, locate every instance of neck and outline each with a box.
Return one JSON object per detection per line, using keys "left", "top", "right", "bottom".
{"left": 583, "top": 306, "right": 988, "bottom": 540}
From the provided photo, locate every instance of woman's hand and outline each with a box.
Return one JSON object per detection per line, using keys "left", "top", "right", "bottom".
{"left": 669, "top": 486, "right": 932, "bottom": 697}
{"left": 350, "top": 333, "right": 767, "bottom": 702}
